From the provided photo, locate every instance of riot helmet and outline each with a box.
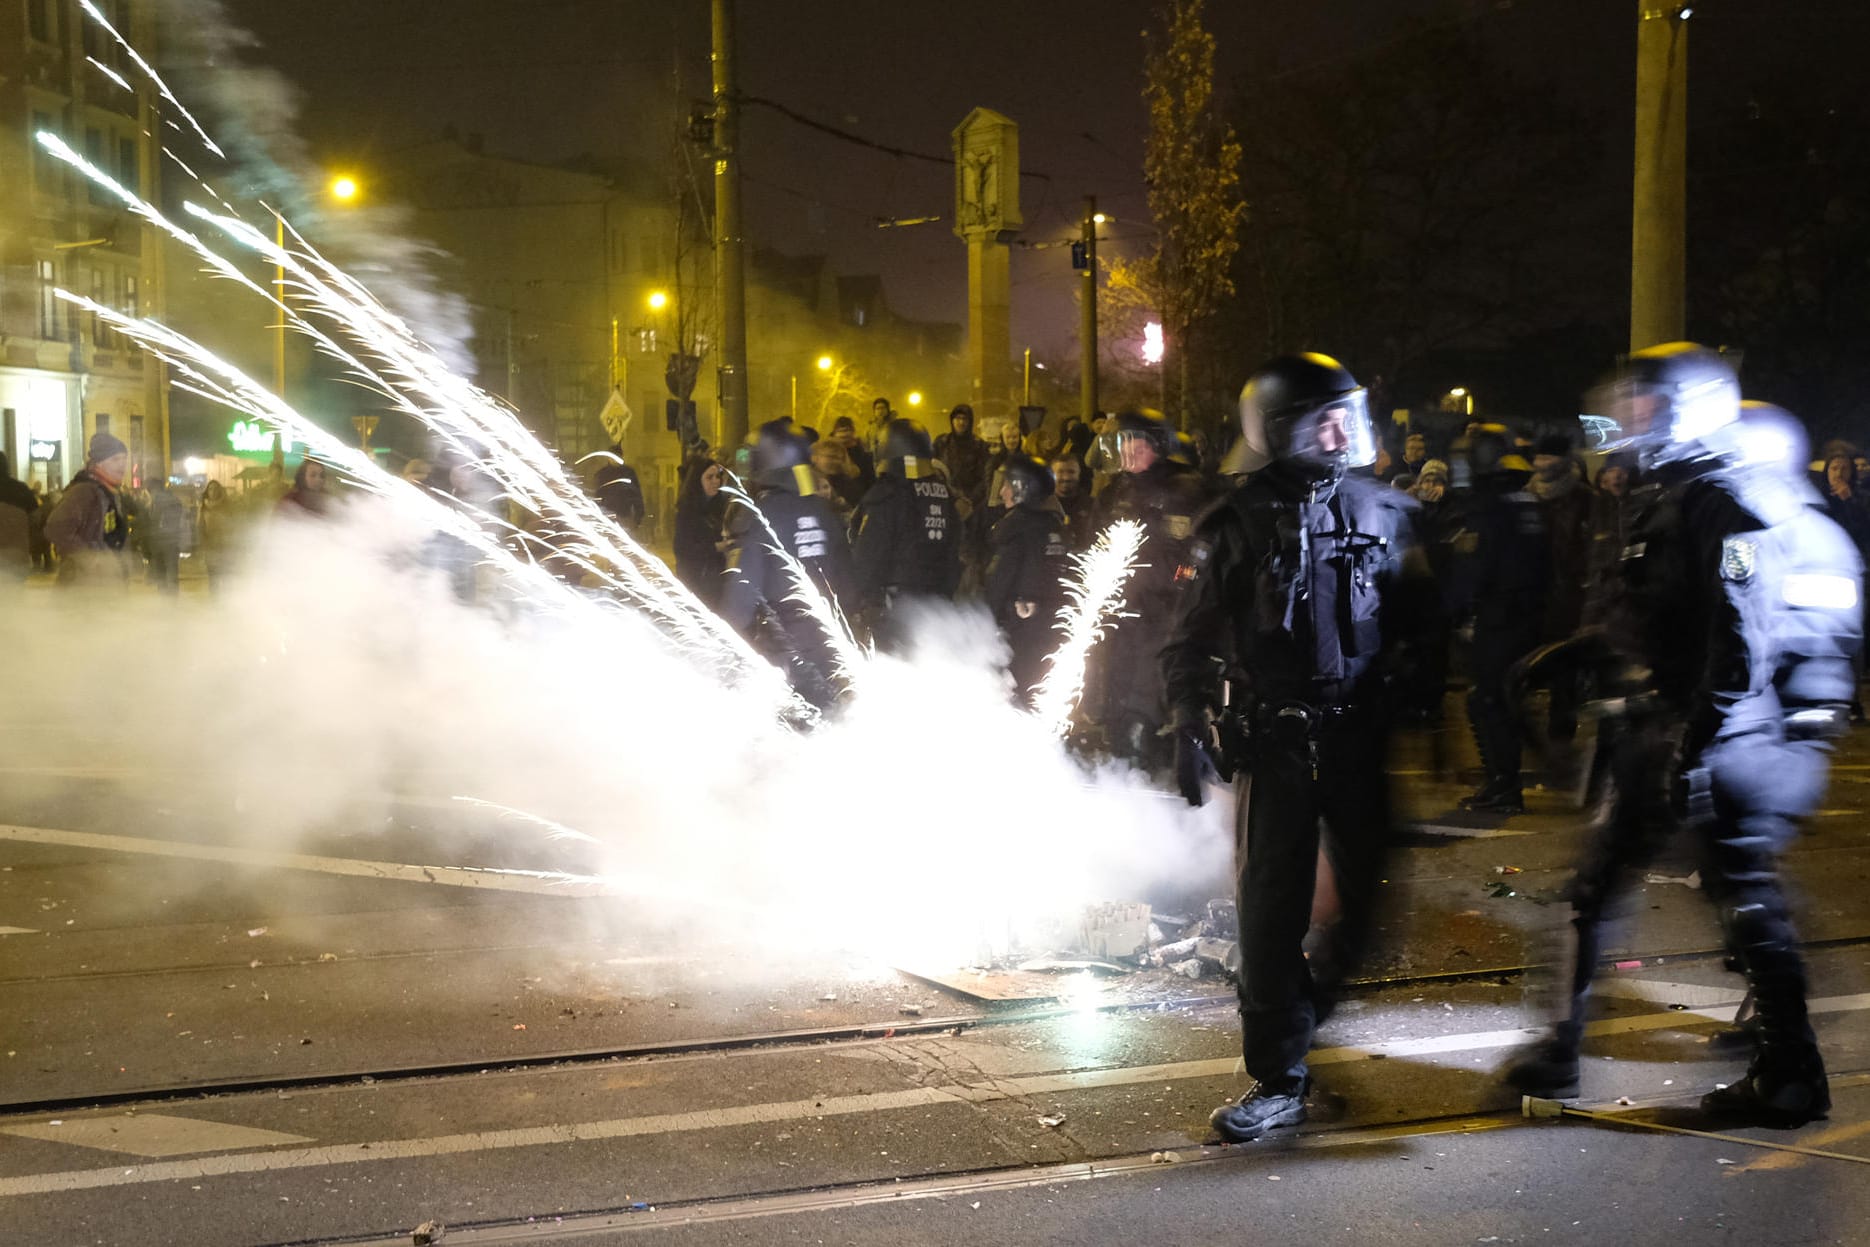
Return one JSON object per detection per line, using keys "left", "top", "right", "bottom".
{"left": 1238, "top": 352, "right": 1377, "bottom": 480}
{"left": 1731, "top": 400, "right": 1812, "bottom": 482}
{"left": 1583, "top": 342, "right": 1740, "bottom": 470}
{"left": 1114, "top": 410, "right": 1174, "bottom": 473}
{"left": 1001, "top": 455, "right": 1055, "bottom": 506}
{"left": 880, "top": 417, "right": 934, "bottom": 467}
{"left": 751, "top": 419, "right": 812, "bottom": 493}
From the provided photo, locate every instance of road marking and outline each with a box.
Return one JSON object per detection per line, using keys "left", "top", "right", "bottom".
{"left": 1596, "top": 978, "right": 1748, "bottom": 1009}
{"left": 1728, "top": 1115, "right": 1870, "bottom": 1173}
{"left": 4, "top": 992, "right": 1867, "bottom": 1199}
{"left": 0, "top": 927, "right": 38, "bottom": 937}
{"left": 0, "top": 1114, "right": 311, "bottom": 1158}
{"left": 0, "top": 824, "right": 608, "bottom": 897}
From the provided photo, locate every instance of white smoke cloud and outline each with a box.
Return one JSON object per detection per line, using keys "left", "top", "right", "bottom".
{"left": 2, "top": 506, "right": 1232, "bottom": 972}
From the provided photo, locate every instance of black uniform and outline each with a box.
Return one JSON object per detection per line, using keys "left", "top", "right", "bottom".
{"left": 986, "top": 502, "right": 1069, "bottom": 702}
{"left": 850, "top": 458, "right": 962, "bottom": 641}
{"left": 721, "top": 482, "right": 855, "bottom": 709}
{"left": 1095, "top": 457, "right": 1207, "bottom": 762}
{"left": 1509, "top": 353, "right": 1861, "bottom": 1126}
{"left": 1163, "top": 463, "right": 1432, "bottom": 1093}
{"left": 594, "top": 455, "right": 646, "bottom": 532}
{"left": 1453, "top": 469, "right": 1550, "bottom": 808}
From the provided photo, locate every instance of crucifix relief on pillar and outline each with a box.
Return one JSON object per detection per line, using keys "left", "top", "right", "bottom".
{"left": 952, "top": 108, "right": 1021, "bottom": 431}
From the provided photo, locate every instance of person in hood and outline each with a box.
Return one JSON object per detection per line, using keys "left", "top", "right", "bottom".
{"left": 985, "top": 455, "right": 1070, "bottom": 703}
{"left": 44, "top": 431, "right": 131, "bottom": 586}
{"left": 594, "top": 444, "right": 647, "bottom": 533}
{"left": 932, "top": 404, "right": 989, "bottom": 512}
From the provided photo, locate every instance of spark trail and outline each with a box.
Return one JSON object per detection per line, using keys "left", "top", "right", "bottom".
{"left": 1029, "top": 520, "right": 1147, "bottom": 738}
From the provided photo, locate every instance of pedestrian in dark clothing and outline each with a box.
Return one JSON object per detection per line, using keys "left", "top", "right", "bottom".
{"left": 932, "top": 404, "right": 990, "bottom": 512}
{"left": 594, "top": 444, "right": 646, "bottom": 533}
{"left": 1506, "top": 348, "right": 1859, "bottom": 1128}
{"left": 986, "top": 456, "right": 1070, "bottom": 703}
{"left": 143, "top": 477, "right": 186, "bottom": 594}
{"left": 1820, "top": 452, "right": 1870, "bottom": 719}
{"left": 1092, "top": 410, "right": 1208, "bottom": 766}
{"left": 44, "top": 432, "right": 131, "bottom": 586}
{"left": 1452, "top": 427, "right": 1550, "bottom": 813}
{"left": 0, "top": 452, "right": 37, "bottom": 585}
{"left": 1529, "top": 432, "right": 1598, "bottom": 774}
{"left": 1046, "top": 415, "right": 1094, "bottom": 467}
{"left": 1051, "top": 455, "right": 1097, "bottom": 551}
{"left": 721, "top": 421, "right": 856, "bottom": 708}
{"left": 673, "top": 456, "right": 728, "bottom": 605}
{"left": 1164, "top": 352, "right": 1436, "bottom": 1143}
{"left": 850, "top": 419, "right": 962, "bottom": 647}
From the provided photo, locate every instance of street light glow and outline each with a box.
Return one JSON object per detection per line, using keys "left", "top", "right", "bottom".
{"left": 647, "top": 290, "right": 669, "bottom": 311}
{"left": 816, "top": 354, "right": 833, "bottom": 371}
{"left": 1092, "top": 212, "right": 1108, "bottom": 224}
{"left": 907, "top": 391, "right": 923, "bottom": 406}
{"left": 329, "top": 174, "right": 359, "bottom": 201}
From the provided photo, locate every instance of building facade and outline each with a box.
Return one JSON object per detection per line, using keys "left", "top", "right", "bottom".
{"left": 0, "top": 0, "right": 166, "bottom": 492}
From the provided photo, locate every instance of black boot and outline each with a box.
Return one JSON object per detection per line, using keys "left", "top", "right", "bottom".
{"left": 1210, "top": 1078, "right": 1309, "bottom": 1142}
{"left": 1701, "top": 1045, "right": 1830, "bottom": 1127}
{"left": 1502, "top": 1022, "right": 1582, "bottom": 1098}
{"left": 1462, "top": 777, "right": 1524, "bottom": 813}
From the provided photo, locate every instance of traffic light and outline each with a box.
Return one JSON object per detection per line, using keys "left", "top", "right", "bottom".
{"left": 1070, "top": 241, "right": 1089, "bottom": 271}
{"left": 665, "top": 352, "right": 701, "bottom": 400}
{"left": 665, "top": 398, "right": 698, "bottom": 444}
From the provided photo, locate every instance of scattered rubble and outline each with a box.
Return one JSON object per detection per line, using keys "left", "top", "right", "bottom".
{"left": 411, "top": 1221, "right": 446, "bottom": 1245}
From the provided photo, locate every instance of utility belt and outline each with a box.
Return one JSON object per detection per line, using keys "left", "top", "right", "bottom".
{"left": 1214, "top": 677, "right": 1375, "bottom": 779}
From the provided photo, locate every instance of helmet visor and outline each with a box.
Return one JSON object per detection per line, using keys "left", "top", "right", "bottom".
{"left": 1283, "top": 388, "right": 1375, "bottom": 472}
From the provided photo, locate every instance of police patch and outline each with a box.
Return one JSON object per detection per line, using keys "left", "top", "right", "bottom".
{"left": 1720, "top": 536, "right": 1757, "bottom": 583}
{"left": 1167, "top": 515, "right": 1193, "bottom": 541}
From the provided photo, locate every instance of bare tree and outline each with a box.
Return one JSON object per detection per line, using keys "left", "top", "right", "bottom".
{"left": 1108, "top": 0, "right": 1245, "bottom": 433}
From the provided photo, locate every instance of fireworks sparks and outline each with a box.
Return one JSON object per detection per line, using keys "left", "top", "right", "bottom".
{"left": 1028, "top": 521, "right": 1147, "bottom": 738}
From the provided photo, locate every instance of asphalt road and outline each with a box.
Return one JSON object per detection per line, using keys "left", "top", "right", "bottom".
{"left": 4, "top": 720, "right": 1870, "bottom": 1245}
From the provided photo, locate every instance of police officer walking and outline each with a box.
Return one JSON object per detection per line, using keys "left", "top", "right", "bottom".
{"left": 1095, "top": 411, "right": 1207, "bottom": 766}
{"left": 721, "top": 420, "right": 856, "bottom": 709}
{"left": 1505, "top": 345, "right": 1860, "bottom": 1127}
{"left": 850, "top": 418, "right": 962, "bottom": 647}
{"left": 985, "top": 455, "right": 1070, "bottom": 704}
{"left": 1163, "top": 353, "right": 1435, "bottom": 1142}
{"left": 1453, "top": 426, "right": 1550, "bottom": 813}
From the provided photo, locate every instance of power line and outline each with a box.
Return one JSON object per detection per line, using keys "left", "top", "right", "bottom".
{"left": 740, "top": 94, "right": 1053, "bottom": 181}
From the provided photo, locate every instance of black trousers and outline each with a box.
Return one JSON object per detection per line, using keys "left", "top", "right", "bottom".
{"left": 1559, "top": 725, "right": 1828, "bottom": 1068}
{"left": 1234, "top": 705, "right": 1393, "bottom": 1088}
{"left": 1466, "top": 619, "right": 1539, "bottom": 790}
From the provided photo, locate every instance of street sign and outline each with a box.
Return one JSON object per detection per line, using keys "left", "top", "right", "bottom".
{"left": 598, "top": 388, "right": 633, "bottom": 445}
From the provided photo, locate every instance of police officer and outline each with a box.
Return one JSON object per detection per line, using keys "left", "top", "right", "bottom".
{"left": 1452, "top": 426, "right": 1550, "bottom": 813}
{"left": 1163, "top": 353, "right": 1435, "bottom": 1142}
{"left": 1505, "top": 345, "right": 1860, "bottom": 1126}
{"left": 986, "top": 455, "right": 1070, "bottom": 704}
{"left": 850, "top": 418, "right": 962, "bottom": 646}
{"left": 1095, "top": 410, "right": 1208, "bottom": 765}
{"left": 721, "top": 420, "right": 856, "bottom": 709}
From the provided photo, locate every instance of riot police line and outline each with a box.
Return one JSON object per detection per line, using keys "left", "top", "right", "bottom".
{"left": 708, "top": 344, "right": 1861, "bottom": 1141}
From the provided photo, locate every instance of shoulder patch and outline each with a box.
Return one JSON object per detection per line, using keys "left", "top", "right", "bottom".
{"left": 1720, "top": 535, "right": 1757, "bottom": 583}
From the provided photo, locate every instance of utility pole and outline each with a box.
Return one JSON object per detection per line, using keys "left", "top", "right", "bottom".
{"left": 1079, "top": 196, "right": 1098, "bottom": 424}
{"left": 1631, "top": 3, "right": 1689, "bottom": 351}
{"left": 711, "top": 0, "right": 750, "bottom": 451}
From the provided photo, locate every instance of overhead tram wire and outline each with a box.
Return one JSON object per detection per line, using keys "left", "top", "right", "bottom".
{"left": 739, "top": 94, "right": 1054, "bottom": 183}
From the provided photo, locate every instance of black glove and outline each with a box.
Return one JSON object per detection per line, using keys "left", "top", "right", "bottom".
{"left": 1173, "top": 725, "right": 1221, "bottom": 807}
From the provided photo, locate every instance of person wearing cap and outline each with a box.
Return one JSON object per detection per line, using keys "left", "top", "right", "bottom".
{"left": 985, "top": 456, "right": 1070, "bottom": 704}
{"left": 44, "top": 431, "right": 132, "bottom": 586}
{"left": 849, "top": 418, "right": 962, "bottom": 648}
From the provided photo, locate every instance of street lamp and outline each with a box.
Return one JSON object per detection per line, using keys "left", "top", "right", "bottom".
{"left": 816, "top": 354, "right": 834, "bottom": 372}
{"left": 329, "top": 174, "right": 359, "bottom": 202}
{"left": 647, "top": 289, "right": 669, "bottom": 312}
{"left": 907, "top": 391, "right": 923, "bottom": 407}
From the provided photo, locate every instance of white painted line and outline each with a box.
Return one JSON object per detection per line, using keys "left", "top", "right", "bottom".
{"left": 0, "top": 1114, "right": 312, "bottom": 1158}
{"left": 4, "top": 991, "right": 1868, "bottom": 1199}
{"left": 0, "top": 927, "right": 38, "bottom": 937}
{"left": 1596, "top": 978, "right": 1747, "bottom": 1010}
{"left": 0, "top": 824, "right": 610, "bottom": 897}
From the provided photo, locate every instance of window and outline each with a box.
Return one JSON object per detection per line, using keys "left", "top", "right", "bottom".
{"left": 122, "top": 275, "right": 140, "bottom": 356}
{"left": 27, "top": 0, "right": 53, "bottom": 43}
{"left": 118, "top": 137, "right": 138, "bottom": 193}
{"left": 85, "top": 129, "right": 109, "bottom": 205}
{"left": 36, "top": 259, "right": 59, "bottom": 339}
{"left": 95, "top": 413, "right": 111, "bottom": 436}
{"left": 30, "top": 112, "right": 57, "bottom": 192}
{"left": 92, "top": 267, "right": 112, "bottom": 347}
{"left": 635, "top": 328, "right": 658, "bottom": 355}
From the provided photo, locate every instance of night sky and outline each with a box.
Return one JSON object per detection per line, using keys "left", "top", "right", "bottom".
{"left": 214, "top": 0, "right": 1863, "bottom": 362}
